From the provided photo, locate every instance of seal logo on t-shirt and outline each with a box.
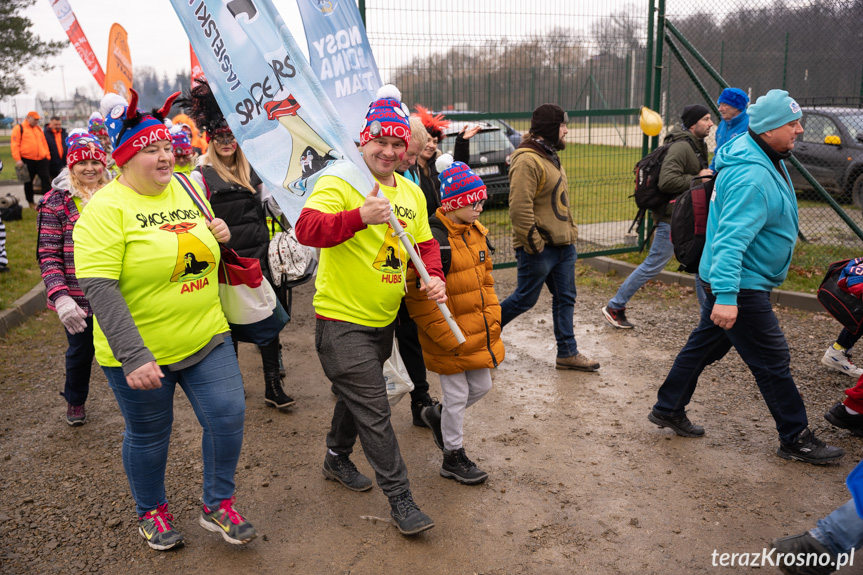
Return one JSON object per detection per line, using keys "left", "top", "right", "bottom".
{"left": 372, "top": 220, "right": 405, "bottom": 275}
{"left": 159, "top": 222, "right": 216, "bottom": 282}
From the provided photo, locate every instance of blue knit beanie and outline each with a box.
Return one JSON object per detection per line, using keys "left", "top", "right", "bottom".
{"left": 436, "top": 154, "right": 487, "bottom": 212}
{"left": 717, "top": 88, "right": 749, "bottom": 112}
{"left": 748, "top": 90, "right": 802, "bottom": 133}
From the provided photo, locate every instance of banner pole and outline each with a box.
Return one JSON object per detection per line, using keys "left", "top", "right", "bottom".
{"left": 388, "top": 212, "right": 465, "bottom": 345}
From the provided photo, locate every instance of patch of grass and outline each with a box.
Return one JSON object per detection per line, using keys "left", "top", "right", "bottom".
{"left": 0, "top": 208, "right": 42, "bottom": 308}
{"left": 559, "top": 143, "right": 640, "bottom": 225}
{"left": 0, "top": 145, "right": 14, "bottom": 181}
{"left": 605, "top": 239, "right": 859, "bottom": 295}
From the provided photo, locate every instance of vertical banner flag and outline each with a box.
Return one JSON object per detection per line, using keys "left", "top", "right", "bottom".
{"left": 170, "top": 0, "right": 370, "bottom": 225}
{"left": 50, "top": 0, "right": 105, "bottom": 89}
{"left": 104, "top": 24, "right": 133, "bottom": 99}
{"left": 296, "top": 0, "right": 382, "bottom": 138}
{"left": 170, "top": 0, "right": 466, "bottom": 343}
{"left": 190, "top": 45, "right": 206, "bottom": 85}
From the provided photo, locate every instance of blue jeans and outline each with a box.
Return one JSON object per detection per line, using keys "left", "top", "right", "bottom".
{"left": 62, "top": 317, "right": 95, "bottom": 406}
{"left": 501, "top": 244, "right": 579, "bottom": 357}
{"left": 609, "top": 222, "right": 674, "bottom": 309}
{"left": 103, "top": 337, "right": 246, "bottom": 516}
{"left": 812, "top": 499, "right": 863, "bottom": 557}
{"left": 652, "top": 288, "right": 808, "bottom": 444}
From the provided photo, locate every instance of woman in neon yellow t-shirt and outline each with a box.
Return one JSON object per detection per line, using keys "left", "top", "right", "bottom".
{"left": 73, "top": 90, "right": 256, "bottom": 552}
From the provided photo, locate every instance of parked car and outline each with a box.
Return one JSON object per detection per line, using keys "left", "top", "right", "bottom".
{"left": 442, "top": 110, "right": 524, "bottom": 149}
{"left": 788, "top": 107, "right": 863, "bottom": 206}
{"left": 0, "top": 117, "right": 15, "bottom": 129}
{"left": 440, "top": 120, "right": 515, "bottom": 204}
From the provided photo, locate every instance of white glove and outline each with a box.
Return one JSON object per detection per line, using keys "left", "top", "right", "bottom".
{"left": 55, "top": 295, "right": 88, "bottom": 334}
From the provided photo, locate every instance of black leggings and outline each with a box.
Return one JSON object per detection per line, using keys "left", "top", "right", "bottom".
{"left": 837, "top": 328, "right": 863, "bottom": 350}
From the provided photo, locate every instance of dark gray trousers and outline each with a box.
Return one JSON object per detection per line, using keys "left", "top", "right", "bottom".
{"left": 315, "top": 318, "right": 409, "bottom": 497}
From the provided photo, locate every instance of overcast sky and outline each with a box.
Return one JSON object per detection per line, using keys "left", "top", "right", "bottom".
{"left": 5, "top": 0, "right": 721, "bottom": 118}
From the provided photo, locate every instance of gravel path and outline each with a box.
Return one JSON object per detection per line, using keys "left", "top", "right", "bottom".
{"left": 1, "top": 265, "right": 861, "bottom": 574}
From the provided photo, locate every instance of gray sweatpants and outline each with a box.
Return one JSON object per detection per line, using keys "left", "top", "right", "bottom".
{"left": 440, "top": 368, "right": 493, "bottom": 451}
{"left": 315, "top": 318, "right": 409, "bottom": 498}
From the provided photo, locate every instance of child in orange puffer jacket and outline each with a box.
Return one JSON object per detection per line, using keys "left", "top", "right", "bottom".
{"left": 405, "top": 154, "right": 504, "bottom": 486}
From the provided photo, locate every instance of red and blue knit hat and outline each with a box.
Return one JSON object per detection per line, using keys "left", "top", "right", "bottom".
{"left": 170, "top": 126, "right": 193, "bottom": 156}
{"left": 87, "top": 112, "right": 108, "bottom": 137}
{"left": 359, "top": 85, "right": 411, "bottom": 147}
{"left": 100, "top": 89, "right": 180, "bottom": 167}
{"left": 435, "top": 154, "right": 487, "bottom": 212}
{"left": 65, "top": 131, "right": 107, "bottom": 169}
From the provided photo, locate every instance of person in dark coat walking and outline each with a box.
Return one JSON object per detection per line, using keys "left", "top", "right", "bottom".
{"left": 44, "top": 116, "right": 69, "bottom": 180}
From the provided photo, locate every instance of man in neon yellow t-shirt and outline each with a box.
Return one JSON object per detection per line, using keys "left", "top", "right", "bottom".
{"left": 295, "top": 85, "right": 446, "bottom": 537}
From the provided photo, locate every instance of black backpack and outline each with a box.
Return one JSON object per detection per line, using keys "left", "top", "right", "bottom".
{"left": 633, "top": 142, "right": 676, "bottom": 211}
{"left": 628, "top": 138, "right": 704, "bottom": 245}
{"left": 818, "top": 260, "right": 863, "bottom": 335}
{"left": 670, "top": 174, "right": 715, "bottom": 274}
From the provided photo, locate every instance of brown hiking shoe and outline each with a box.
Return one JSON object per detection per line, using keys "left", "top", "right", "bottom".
{"left": 555, "top": 353, "right": 600, "bottom": 372}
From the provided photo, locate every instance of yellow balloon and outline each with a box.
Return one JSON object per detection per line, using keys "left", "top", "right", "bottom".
{"left": 639, "top": 107, "right": 663, "bottom": 137}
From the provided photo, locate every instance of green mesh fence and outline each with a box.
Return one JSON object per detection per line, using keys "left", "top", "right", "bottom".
{"left": 362, "top": 0, "right": 652, "bottom": 266}
{"left": 660, "top": 0, "right": 863, "bottom": 277}
{"left": 363, "top": 0, "right": 863, "bottom": 276}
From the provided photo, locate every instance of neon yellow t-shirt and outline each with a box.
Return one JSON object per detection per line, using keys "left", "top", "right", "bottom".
{"left": 305, "top": 172, "right": 432, "bottom": 327}
{"left": 73, "top": 177, "right": 229, "bottom": 367}
{"left": 173, "top": 163, "right": 193, "bottom": 176}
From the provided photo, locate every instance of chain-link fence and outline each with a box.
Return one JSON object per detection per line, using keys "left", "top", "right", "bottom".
{"left": 651, "top": 0, "right": 863, "bottom": 275}
{"left": 363, "top": 1, "right": 653, "bottom": 266}
{"left": 363, "top": 0, "right": 863, "bottom": 275}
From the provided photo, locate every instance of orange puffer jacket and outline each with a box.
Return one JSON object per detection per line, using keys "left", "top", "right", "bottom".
{"left": 405, "top": 208, "right": 504, "bottom": 375}
{"left": 11, "top": 122, "right": 50, "bottom": 162}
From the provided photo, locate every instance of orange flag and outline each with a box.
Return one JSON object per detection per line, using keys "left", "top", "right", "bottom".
{"left": 104, "top": 24, "right": 133, "bottom": 98}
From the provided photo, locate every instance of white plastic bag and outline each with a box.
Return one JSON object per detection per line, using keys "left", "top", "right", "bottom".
{"left": 383, "top": 336, "right": 414, "bottom": 407}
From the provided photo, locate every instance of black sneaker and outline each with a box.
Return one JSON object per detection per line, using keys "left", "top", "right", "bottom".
{"left": 777, "top": 428, "right": 845, "bottom": 465}
{"left": 441, "top": 448, "right": 488, "bottom": 485}
{"left": 602, "top": 306, "right": 634, "bottom": 329}
{"left": 322, "top": 452, "right": 373, "bottom": 492}
{"left": 648, "top": 409, "right": 705, "bottom": 437}
{"left": 410, "top": 395, "right": 438, "bottom": 427}
{"left": 388, "top": 490, "right": 434, "bottom": 535}
{"left": 420, "top": 404, "right": 444, "bottom": 450}
{"left": 824, "top": 403, "right": 863, "bottom": 436}
{"left": 771, "top": 532, "right": 836, "bottom": 575}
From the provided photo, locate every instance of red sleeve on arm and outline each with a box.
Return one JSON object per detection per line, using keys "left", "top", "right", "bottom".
{"left": 410, "top": 238, "right": 445, "bottom": 283}
{"left": 294, "top": 207, "right": 366, "bottom": 248}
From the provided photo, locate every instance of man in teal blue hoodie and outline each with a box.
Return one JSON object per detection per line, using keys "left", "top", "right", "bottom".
{"left": 648, "top": 90, "right": 846, "bottom": 466}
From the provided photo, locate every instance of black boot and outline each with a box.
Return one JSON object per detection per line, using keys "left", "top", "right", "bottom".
{"left": 261, "top": 339, "right": 294, "bottom": 408}
{"left": 410, "top": 395, "right": 438, "bottom": 427}
{"left": 388, "top": 490, "right": 434, "bottom": 535}
{"left": 278, "top": 342, "right": 286, "bottom": 378}
{"left": 265, "top": 376, "right": 295, "bottom": 408}
{"left": 441, "top": 447, "right": 488, "bottom": 485}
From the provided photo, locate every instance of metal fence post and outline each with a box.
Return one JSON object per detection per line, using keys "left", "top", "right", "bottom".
{"left": 642, "top": 0, "right": 656, "bottom": 159}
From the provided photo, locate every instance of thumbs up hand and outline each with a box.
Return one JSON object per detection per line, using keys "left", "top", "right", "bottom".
{"left": 359, "top": 183, "right": 391, "bottom": 225}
